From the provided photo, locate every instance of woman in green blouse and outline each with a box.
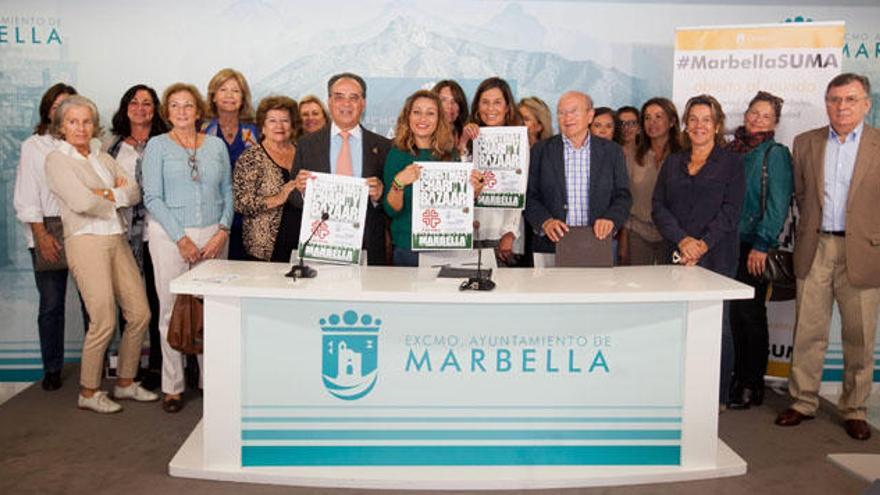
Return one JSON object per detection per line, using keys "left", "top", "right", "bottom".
{"left": 384, "top": 90, "right": 483, "bottom": 266}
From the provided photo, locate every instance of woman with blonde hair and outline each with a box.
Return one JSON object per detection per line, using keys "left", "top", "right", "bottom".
{"left": 202, "top": 68, "right": 259, "bottom": 260}
{"left": 383, "top": 90, "right": 483, "bottom": 266}
{"left": 518, "top": 96, "right": 553, "bottom": 147}
{"left": 298, "top": 95, "right": 329, "bottom": 135}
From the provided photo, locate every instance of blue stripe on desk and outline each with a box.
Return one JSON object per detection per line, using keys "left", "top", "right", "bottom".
{"left": 0, "top": 358, "right": 79, "bottom": 365}
{"left": 242, "top": 416, "right": 682, "bottom": 424}
{"left": 242, "top": 429, "right": 681, "bottom": 441}
{"left": 243, "top": 405, "right": 683, "bottom": 410}
{"left": 822, "top": 369, "right": 880, "bottom": 381}
{"left": 241, "top": 445, "right": 680, "bottom": 466}
{"left": 0, "top": 369, "right": 43, "bottom": 381}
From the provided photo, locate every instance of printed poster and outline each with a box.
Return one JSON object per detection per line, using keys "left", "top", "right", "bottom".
{"left": 299, "top": 172, "right": 369, "bottom": 264}
{"left": 411, "top": 162, "right": 473, "bottom": 251}
{"left": 472, "top": 126, "right": 529, "bottom": 209}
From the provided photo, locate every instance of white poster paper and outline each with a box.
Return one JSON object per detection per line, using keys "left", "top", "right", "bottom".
{"left": 472, "top": 126, "right": 529, "bottom": 209}
{"left": 411, "top": 162, "right": 473, "bottom": 251}
{"left": 299, "top": 172, "right": 369, "bottom": 264}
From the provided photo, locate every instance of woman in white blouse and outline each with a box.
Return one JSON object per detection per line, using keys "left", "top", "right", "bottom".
{"left": 45, "top": 95, "right": 157, "bottom": 414}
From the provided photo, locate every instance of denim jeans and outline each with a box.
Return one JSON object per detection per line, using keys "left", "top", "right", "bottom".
{"left": 30, "top": 249, "right": 69, "bottom": 373}
{"left": 30, "top": 249, "right": 90, "bottom": 373}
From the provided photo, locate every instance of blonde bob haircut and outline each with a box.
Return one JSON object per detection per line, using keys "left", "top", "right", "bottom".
{"left": 392, "top": 90, "right": 454, "bottom": 160}
{"left": 518, "top": 96, "right": 553, "bottom": 141}
{"left": 160, "top": 83, "right": 209, "bottom": 125}
{"left": 681, "top": 94, "right": 727, "bottom": 149}
{"left": 298, "top": 95, "right": 329, "bottom": 123}
{"left": 206, "top": 68, "right": 255, "bottom": 123}
{"left": 49, "top": 94, "right": 102, "bottom": 139}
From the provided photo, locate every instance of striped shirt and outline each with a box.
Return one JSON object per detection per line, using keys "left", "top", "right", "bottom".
{"left": 563, "top": 134, "right": 591, "bottom": 226}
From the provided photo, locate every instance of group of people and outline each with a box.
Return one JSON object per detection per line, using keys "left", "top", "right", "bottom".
{"left": 13, "top": 69, "right": 878, "bottom": 442}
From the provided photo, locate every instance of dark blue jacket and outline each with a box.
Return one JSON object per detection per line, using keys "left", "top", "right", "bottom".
{"left": 652, "top": 146, "right": 745, "bottom": 276}
{"left": 524, "top": 135, "right": 631, "bottom": 253}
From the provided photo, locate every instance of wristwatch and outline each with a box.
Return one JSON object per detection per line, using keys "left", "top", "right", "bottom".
{"left": 102, "top": 189, "right": 111, "bottom": 200}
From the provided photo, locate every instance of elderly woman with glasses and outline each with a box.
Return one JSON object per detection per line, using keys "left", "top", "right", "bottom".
{"left": 143, "top": 82, "right": 233, "bottom": 413}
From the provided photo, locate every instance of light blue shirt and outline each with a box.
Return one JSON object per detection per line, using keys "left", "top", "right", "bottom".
{"left": 142, "top": 134, "right": 233, "bottom": 242}
{"left": 822, "top": 121, "right": 863, "bottom": 231}
{"left": 563, "top": 134, "right": 591, "bottom": 226}
{"left": 329, "top": 122, "right": 363, "bottom": 178}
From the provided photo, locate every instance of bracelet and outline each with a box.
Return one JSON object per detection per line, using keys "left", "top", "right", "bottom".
{"left": 392, "top": 177, "right": 405, "bottom": 191}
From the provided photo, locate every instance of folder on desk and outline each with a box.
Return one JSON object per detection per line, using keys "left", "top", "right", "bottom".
{"left": 554, "top": 226, "right": 613, "bottom": 267}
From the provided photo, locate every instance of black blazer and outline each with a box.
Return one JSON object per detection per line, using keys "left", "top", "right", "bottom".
{"left": 523, "top": 135, "right": 631, "bottom": 253}
{"left": 288, "top": 125, "right": 392, "bottom": 265}
{"left": 651, "top": 146, "right": 745, "bottom": 277}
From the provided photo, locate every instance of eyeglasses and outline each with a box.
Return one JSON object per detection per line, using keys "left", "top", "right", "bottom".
{"left": 619, "top": 120, "right": 639, "bottom": 128}
{"left": 825, "top": 95, "right": 866, "bottom": 106}
{"left": 188, "top": 154, "right": 199, "bottom": 182}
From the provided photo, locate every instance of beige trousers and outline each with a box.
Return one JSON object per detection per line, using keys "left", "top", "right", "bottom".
{"left": 66, "top": 234, "right": 150, "bottom": 389}
{"left": 789, "top": 234, "right": 880, "bottom": 420}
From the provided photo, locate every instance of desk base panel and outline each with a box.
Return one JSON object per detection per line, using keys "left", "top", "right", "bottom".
{"left": 169, "top": 421, "right": 746, "bottom": 489}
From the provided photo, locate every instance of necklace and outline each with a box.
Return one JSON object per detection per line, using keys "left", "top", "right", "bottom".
{"left": 172, "top": 128, "right": 199, "bottom": 181}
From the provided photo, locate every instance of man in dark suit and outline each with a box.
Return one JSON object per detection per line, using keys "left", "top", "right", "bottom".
{"left": 524, "top": 91, "right": 631, "bottom": 255}
{"left": 775, "top": 73, "right": 880, "bottom": 440}
{"left": 289, "top": 73, "right": 391, "bottom": 265}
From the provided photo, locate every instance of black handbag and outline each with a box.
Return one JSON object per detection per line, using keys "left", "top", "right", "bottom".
{"left": 757, "top": 144, "right": 795, "bottom": 289}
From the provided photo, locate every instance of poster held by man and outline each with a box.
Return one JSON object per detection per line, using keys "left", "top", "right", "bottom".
{"left": 298, "top": 172, "right": 369, "bottom": 264}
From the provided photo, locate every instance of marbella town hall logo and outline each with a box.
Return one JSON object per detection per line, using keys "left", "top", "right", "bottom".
{"left": 321, "top": 310, "right": 380, "bottom": 400}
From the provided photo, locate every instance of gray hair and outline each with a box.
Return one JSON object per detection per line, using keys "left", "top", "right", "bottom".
{"left": 49, "top": 95, "right": 102, "bottom": 139}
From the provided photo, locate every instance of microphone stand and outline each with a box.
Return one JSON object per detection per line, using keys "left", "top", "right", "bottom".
{"left": 460, "top": 231, "right": 496, "bottom": 292}
{"left": 286, "top": 211, "right": 329, "bottom": 280}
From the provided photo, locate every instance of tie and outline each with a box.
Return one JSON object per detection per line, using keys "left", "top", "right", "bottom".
{"left": 337, "top": 130, "right": 353, "bottom": 176}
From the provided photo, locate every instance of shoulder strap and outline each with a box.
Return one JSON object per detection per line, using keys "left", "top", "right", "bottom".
{"left": 758, "top": 143, "right": 780, "bottom": 221}
{"left": 107, "top": 135, "right": 125, "bottom": 158}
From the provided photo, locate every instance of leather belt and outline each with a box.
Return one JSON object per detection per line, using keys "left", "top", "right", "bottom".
{"left": 818, "top": 230, "right": 845, "bottom": 237}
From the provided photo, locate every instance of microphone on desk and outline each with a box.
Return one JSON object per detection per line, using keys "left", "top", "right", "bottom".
{"left": 286, "top": 211, "right": 329, "bottom": 280}
{"left": 460, "top": 220, "right": 496, "bottom": 291}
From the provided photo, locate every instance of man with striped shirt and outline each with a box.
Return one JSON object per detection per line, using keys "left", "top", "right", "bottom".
{"left": 524, "top": 91, "right": 631, "bottom": 256}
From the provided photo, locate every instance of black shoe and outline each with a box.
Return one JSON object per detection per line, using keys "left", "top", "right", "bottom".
{"left": 41, "top": 370, "right": 62, "bottom": 391}
{"left": 730, "top": 386, "right": 764, "bottom": 409}
{"left": 162, "top": 396, "right": 184, "bottom": 413}
{"left": 138, "top": 370, "right": 161, "bottom": 391}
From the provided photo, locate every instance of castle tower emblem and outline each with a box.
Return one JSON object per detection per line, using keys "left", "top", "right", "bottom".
{"left": 321, "top": 310, "right": 380, "bottom": 400}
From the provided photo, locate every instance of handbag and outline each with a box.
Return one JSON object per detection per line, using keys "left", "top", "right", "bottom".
{"left": 33, "top": 216, "right": 67, "bottom": 272}
{"left": 757, "top": 144, "right": 795, "bottom": 289}
{"left": 167, "top": 294, "right": 203, "bottom": 354}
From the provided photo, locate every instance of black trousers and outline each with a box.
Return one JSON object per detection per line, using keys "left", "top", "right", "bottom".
{"left": 729, "top": 242, "right": 770, "bottom": 389}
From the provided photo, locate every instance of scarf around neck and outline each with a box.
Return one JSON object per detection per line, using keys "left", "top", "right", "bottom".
{"left": 727, "top": 125, "right": 774, "bottom": 154}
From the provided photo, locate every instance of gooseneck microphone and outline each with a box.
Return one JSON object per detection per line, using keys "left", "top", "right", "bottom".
{"left": 460, "top": 220, "right": 496, "bottom": 291}
{"left": 286, "top": 211, "right": 329, "bottom": 280}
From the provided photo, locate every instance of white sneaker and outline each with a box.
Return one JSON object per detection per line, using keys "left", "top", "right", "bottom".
{"left": 78, "top": 391, "right": 122, "bottom": 414}
{"left": 113, "top": 382, "right": 160, "bottom": 402}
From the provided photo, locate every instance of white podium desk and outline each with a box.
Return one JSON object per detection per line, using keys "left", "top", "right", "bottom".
{"left": 169, "top": 261, "right": 752, "bottom": 489}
